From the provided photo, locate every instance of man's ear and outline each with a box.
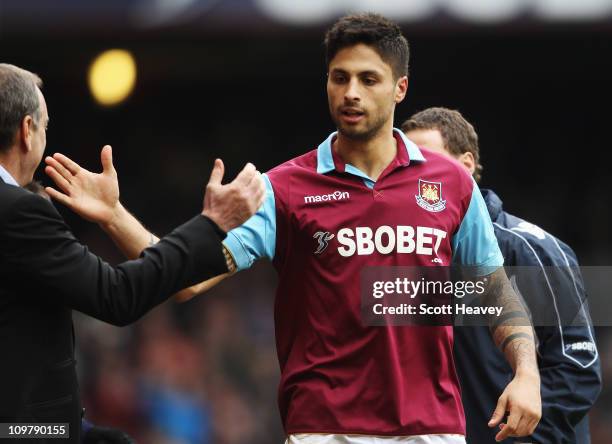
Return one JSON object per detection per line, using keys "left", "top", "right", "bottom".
{"left": 19, "top": 115, "right": 34, "bottom": 153}
{"left": 457, "top": 151, "right": 476, "bottom": 175}
{"left": 395, "top": 76, "right": 408, "bottom": 103}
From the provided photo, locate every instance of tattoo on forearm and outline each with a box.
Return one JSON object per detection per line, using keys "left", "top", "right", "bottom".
{"left": 501, "top": 332, "right": 533, "bottom": 353}
{"left": 481, "top": 269, "right": 537, "bottom": 372}
{"left": 506, "top": 335, "right": 539, "bottom": 372}
{"left": 491, "top": 311, "right": 529, "bottom": 332}
{"left": 483, "top": 270, "right": 531, "bottom": 334}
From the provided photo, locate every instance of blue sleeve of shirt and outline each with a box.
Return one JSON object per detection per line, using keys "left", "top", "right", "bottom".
{"left": 452, "top": 182, "right": 504, "bottom": 275}
{"left": 222, "top": 174, "right": 276, "bottom": 271}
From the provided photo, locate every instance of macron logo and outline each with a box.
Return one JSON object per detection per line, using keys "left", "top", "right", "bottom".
{"left": 304, "top": 190, "right": 350, "bottom": 204}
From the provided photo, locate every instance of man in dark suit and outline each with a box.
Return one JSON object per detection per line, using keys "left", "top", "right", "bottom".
{"left": 0, "top": 63, "right": 265, "bottom": 442}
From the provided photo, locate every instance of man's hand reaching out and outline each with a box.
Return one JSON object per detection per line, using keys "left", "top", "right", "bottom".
{"left": 44, "top": 145, "right": 121, "bottom": 226}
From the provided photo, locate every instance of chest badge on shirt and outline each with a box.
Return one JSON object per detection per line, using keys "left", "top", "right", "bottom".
{"left": 415, "top": 179, "right": 447, "bottom": 212}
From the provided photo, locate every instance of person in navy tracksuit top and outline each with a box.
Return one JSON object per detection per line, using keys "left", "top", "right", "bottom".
{"left": 403, "top": 108, "right": 601, "bottom": 443}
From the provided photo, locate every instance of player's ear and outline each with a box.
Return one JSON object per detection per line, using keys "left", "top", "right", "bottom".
{"left": 394, "top": 76, "right": 408, "bottom": 103}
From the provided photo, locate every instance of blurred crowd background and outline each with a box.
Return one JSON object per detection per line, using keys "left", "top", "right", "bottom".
{"left": 1, "top": 1, "right": 611, "bottom": 442}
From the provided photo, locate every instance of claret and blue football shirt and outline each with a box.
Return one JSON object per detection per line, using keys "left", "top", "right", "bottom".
{"left": 224, "top": 129, "right": 503, "bottom": 437}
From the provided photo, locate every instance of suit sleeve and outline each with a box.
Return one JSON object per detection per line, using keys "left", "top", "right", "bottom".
{"left": 0, "top": 193, "right": 228, "bottom": 326}
{"left": 504, "top": 234, "right": 601, "bottom": 443}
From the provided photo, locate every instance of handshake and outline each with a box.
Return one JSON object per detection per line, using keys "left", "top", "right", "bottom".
{"left": 40, "top": 147, "right": 266, "bottom": 444}
{"left": 44, "top": 145, "right": 265, "bottom": 237}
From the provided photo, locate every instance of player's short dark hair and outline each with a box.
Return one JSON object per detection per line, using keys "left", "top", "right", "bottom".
{"left": 402, "top": 107, "right": 483, "bottom": 182}
{"left": 324, "top": 13, "right": 409, "bottom": 79}
{"left": 0, "top": 64, "right": 43, "bottom": 152}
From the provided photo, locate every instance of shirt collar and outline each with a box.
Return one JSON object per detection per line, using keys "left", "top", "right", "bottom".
{"left": 316, "top": 128, "right": 426, "bottom": 174}
{"left": 0, "top": 164, "right": 19, "bottom": 187}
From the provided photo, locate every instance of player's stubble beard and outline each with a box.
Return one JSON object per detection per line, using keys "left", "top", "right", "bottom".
{"left": 331, "top": 103, "right": 392, "bottom": 142}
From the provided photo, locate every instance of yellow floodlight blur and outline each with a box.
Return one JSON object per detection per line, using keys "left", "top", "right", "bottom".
{"left": 88, "top": 49, "right": 137, "bottom": 106}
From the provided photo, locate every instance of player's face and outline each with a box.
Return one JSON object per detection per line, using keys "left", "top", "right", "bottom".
{"left": 404, "top": 128, "right": 446, "bottom": 154}
{"left": 327, "top": 44, "right": 407, "bottom": 141}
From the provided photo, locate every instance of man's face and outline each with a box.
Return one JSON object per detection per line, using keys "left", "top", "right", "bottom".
{"left": 406, "top": 127, "right": 476, "bottom": 176}
{"left": 327, "top": 44, "right": 406, "bottom": 141}
{"left": 27, "top": 88, "right": 48, "bottom": 179}
{"left": 404, "top": 128, "right": 446, "bottom": 155}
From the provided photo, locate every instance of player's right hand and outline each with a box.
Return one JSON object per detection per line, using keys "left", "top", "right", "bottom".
{"left": 44, "top": 145, "right": 122, "bottom": 226}
{"left": 202, "top": 159, "right": 265, "bottom": 233}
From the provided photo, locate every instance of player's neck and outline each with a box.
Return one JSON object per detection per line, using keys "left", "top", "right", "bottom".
{"left": 334, "top": 125, "right": 397, "bottom": 181}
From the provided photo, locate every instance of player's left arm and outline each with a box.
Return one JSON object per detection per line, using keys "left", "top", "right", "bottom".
{"left": 453, "top": 183, "right": 541, "bottom": 442}
{"left": 480, "top": 268, "right": 542, "bottom": 441}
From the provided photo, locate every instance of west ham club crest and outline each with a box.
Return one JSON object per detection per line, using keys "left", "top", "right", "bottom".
{"left": 415, "top": 179, "right": 447, "bottom": 212}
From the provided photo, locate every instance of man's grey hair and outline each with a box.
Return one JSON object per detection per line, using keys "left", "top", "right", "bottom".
{"left": 0, "top": 64, "right": 43, "bottom": 152}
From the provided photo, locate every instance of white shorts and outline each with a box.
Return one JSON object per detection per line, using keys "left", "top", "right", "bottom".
{"left": 285, "top": 434, "right": 466, "bottom": 444}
